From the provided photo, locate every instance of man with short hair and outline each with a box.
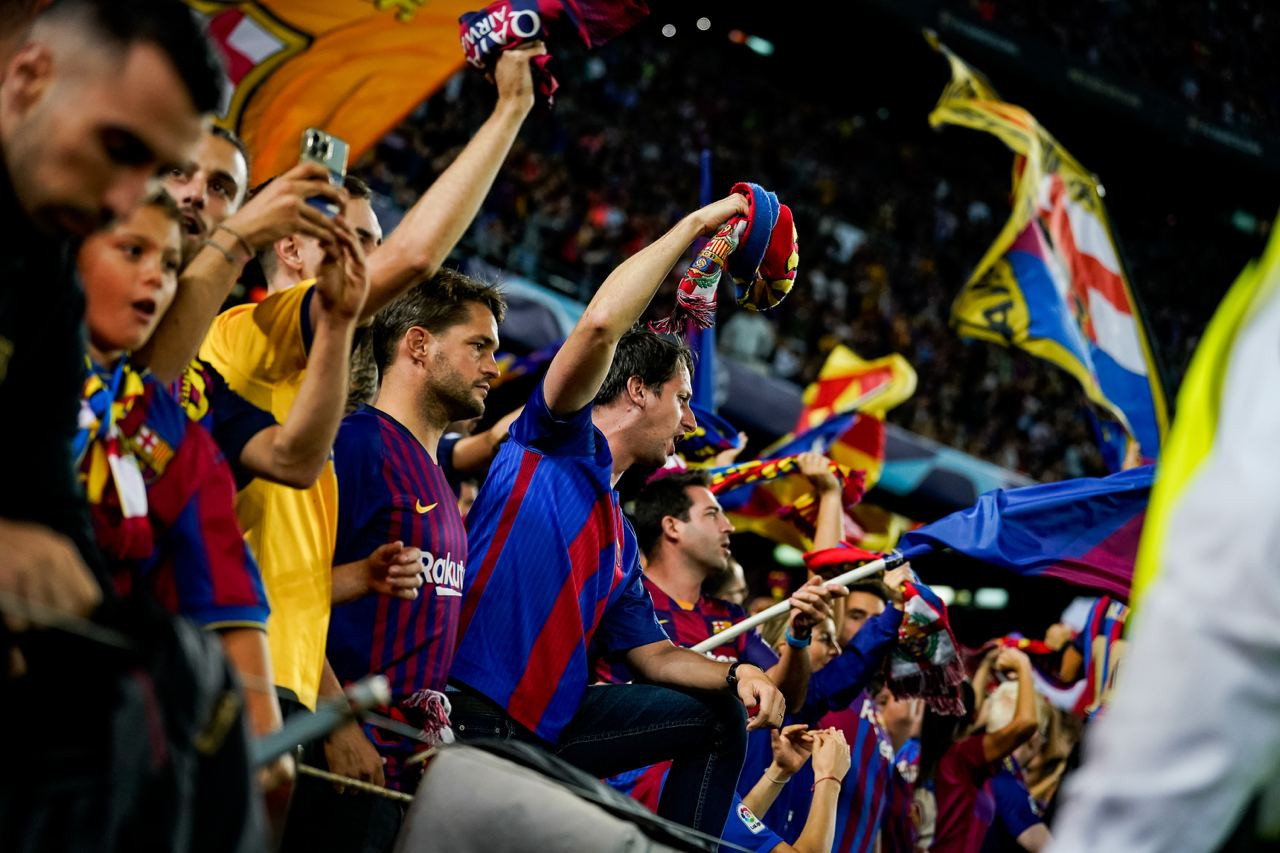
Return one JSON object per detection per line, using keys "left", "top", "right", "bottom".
{"left": 286, "top": 269, "right": 507, "bottom": 851}
{"left": 0, "top": 0, "right": 219, "bottom": 620}
{"left": 618, "top": 462, "right": 845, "bottom": 708}
{"left": 448, "top": 193, "right": 787, "bottom": 837}
{"left": 599, "top": 463, "right": 843, "bottom": 820}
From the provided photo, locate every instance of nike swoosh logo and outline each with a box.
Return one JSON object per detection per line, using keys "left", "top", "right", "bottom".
{"left": 415, "top": 500, "right": 437, "bottom": 514}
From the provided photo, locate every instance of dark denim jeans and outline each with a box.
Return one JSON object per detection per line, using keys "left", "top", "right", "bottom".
{"left": 448, "top": 682, "right": 748, "bottom": 837}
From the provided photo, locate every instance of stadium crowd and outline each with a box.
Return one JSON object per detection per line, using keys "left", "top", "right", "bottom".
{"left": 980, "top": 0, "right": 1279, "bottom": 131}
{"left": 356, "top": 25, "right": 1257, "bottom": 482}
{"left": 0, "top": 2, "right": 1267, "bottom": 853}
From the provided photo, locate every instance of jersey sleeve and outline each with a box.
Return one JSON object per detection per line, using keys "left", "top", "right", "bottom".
{"left": 509, "top": 379, "right": 598, "bottom": 458}
{"left": 192, "top": 360, "right": 278, "bottom": 489}
{"left": 153, "top": 419, "right": 270, "bottom": 630}
{"left": 597, "top": 559, "right": 668, "bottom": 654}
{"left": 797, "top": 606, "right": 903, "bottom": 723}
{"left": 332, "top": 414, "right": 379, "bottom": 563}
{"left": 950, "top": 733, "right": 998, "bottom": 786}
{"left": 992, "top": 767, "right": 1043, "bottom": 837}
{"left": 721, "top": 795, "right": 786, "bottom": 853}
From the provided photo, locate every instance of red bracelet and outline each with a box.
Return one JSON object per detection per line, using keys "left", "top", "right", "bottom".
{"left": 811, "top": 776, "right": 842, "bottom": 792}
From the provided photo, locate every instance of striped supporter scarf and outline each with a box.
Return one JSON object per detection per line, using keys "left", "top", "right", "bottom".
{"left": 74, "top": 355, "right": 153, "bottom": 561}
{"left": 888, "top": 579, "right": 967, "bottom": 715}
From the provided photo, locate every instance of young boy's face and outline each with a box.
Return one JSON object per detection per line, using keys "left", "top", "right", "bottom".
{"left": 80, "top": 203, "right": 181, "bottom": 355}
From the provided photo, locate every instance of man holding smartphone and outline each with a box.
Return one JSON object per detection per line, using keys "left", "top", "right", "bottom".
{"left": 192, "top": 42, "right": 544, "bottom": 795}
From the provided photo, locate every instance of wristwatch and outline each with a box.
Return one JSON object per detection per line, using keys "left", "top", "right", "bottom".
{"left": 726, "top": 661, "right": 752, "bottom": 689}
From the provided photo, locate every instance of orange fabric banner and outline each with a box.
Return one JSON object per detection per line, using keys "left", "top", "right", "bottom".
{"left": 188, "top": 0, "right": 473, "bottom": 183}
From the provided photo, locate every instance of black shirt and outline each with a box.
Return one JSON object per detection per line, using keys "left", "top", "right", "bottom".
{"left": 0, "top": 170, "right": 105, "bottom": 582}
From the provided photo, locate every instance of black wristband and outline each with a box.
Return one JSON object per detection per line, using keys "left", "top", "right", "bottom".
{"left": 725, "top": 660, "right": 744, "bottom": 689}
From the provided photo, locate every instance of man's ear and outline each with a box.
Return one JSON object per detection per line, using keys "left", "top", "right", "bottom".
{"left": 1, "top": 43, "right": 52, "bottom": 124}
{"left": 625, "top": 374, "right": 647, "bottom": 407}
{"left": 661, "top": 513, "right": 681, "bottom": 543}
{"left": 403, "top": 326, "right": 431, "bottom": 364}
{"left": 275, "top": 236, "right": 304, "bottom": 274}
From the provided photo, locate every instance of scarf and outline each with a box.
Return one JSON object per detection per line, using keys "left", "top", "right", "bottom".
{"left": 887, "top": 578, "right": 967, "bottom": 715}
{"left": 75, "top": 355, "right": 153, "bottom": 561}
{"left": 651, "top": 181, "right": 800, "bottom": 332}
{"left": 460, "top": 0, "right": 651, "bottom": 104}
{"left": 650, "top": 215, "right": 744, "bottom": 333}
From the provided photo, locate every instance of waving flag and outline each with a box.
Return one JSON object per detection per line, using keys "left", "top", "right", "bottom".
{"left": 708, "top": 456, "right": 866, "bottom": 549}
{"left": 766, "top": 408, "right": 887, "bottom": 489}
{"left": 794, "top": 345, "right": 917, "bottom": 434}
{"left": 190, "top": 0, "right": 647, "bottom": 183}
{"left": 766, "top": 346, "right": 916, "bottom": 491}
{"left": 188, "top": 0, "right": 473, "bottom": 183}
{"left": 928, "top": 35, "right": 1168, "bottom": 464}
{"left": 897, "top": 465, "right": 1154, "bottom": 599}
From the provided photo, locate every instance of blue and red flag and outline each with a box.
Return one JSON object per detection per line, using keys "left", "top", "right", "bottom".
{"left": 929, "top": 37, "right": 1168, "bottom": 465}
{"left": 491, "top": 340, "right": 560, "bottom": 390}
{"left": 897, "top": 465, "right": 1153, "bottom": 599}
{"left": 677, "top": 402, "right": 743, "bottom": 467}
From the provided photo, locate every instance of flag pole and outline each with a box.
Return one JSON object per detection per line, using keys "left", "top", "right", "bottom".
{"left": 689, "top": 148, "right": 717, "bottom": 411}
{"left": 690, "top": 552, "right": 905, "bottom": 653}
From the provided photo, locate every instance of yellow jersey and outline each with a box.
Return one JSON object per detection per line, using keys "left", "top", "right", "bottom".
{"left": 200, "top": 281, "right": 335, "bottom": 709}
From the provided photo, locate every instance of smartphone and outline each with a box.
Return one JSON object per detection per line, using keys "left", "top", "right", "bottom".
{"left": 299, "top": 127, "right": 349, "bottom": 218}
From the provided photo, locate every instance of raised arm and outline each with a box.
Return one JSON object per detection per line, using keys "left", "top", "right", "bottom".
{"left": 359, "top": 44, "right": 542, "bottom": 320}
{"left": 139, "top": 162, "right": 345, "bottom": 383}
{"left": 544, "top": 194, "right": 749, "bottom": 415}
{"left": 235, "top": 222, "right": 368, "bottom": 488}
{"left": 982, "top": 648, "right": 1040, "bottom": 763}
{"left": 765, "top": 578, "right": 841, "bottom": 709}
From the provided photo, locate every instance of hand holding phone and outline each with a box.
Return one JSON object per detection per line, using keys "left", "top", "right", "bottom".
{"left": 300, "top": 128, "right": 349, "bottom": 218}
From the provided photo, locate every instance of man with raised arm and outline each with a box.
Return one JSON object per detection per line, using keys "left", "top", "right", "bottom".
{"left": 194, "top": 46, "right": 542, "bottom": 734}
{"left": 145, "top": 42, "right": 546, "bottom": 385}
{"left": 448, "top": 193, "right": 787, "bottom": 837}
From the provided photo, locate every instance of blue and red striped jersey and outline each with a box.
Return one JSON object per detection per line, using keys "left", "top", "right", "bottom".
{"left": 757, "top": 691, "right": 897, "bottom": 853}
{"left": 823, "top": 693, "right": 898, "bottom": 853}
{"left": 596, "top": 576, "right": 778, "bottom": 683}
{"left": 88, "top": 372, "right": 268, "bottom": 629}
{"left": 450, "top": 381, "right": 668, "bottom": 743}
{"left": 329, "top": 405, "right": 468, "bottom": 783}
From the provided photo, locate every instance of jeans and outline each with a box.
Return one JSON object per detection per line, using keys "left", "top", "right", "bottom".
{"left": 448, "top": 682, "right": 748, "bottom": 837}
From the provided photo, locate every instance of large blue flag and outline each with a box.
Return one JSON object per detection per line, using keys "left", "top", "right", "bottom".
{"left": 898, "top": 465, "right": 1154, "bottom": 599}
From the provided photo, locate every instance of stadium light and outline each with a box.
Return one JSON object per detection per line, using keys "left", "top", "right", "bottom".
{"left": 974, "top": 587, "right": 1010, "bottom": 609}
{"left": 745, "top": 35, "right": 774, "bottom": 56}
{"left": 929, "top": 585, "right": 957, "bottom": 606}
{"left": 772, "top": 543, "right": 806, "bottom": 567}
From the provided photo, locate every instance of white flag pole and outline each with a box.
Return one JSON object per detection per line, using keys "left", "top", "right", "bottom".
{"left": 690, "top": 553, "right": 903, "bottom": 654}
